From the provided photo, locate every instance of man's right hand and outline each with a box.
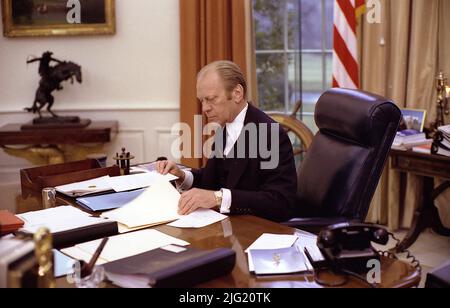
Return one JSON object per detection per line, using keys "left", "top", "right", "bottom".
{"left": 155, "top": 160, "right": 185, "bottom": 183}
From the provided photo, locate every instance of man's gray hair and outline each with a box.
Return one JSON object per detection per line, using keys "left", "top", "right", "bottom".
{"left": 198, "top": 60, "right": 247, "bottom": 99}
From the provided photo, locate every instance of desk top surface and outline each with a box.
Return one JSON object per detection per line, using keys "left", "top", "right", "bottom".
{"left": 0, "top": 121, "right": 118, "bottom": 145}
{"left": 55, "top": 213, "right": 420, "bottom": 288}
{"left": 390, "top": 149, "right": 450, "bottom": 179}
{"left": 391, "top": 149, "right": 450, "bottom": 162}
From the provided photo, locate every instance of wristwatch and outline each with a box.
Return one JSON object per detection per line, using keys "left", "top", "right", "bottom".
{"left": 214, "top": 190, "right": 223, "bottom": 207}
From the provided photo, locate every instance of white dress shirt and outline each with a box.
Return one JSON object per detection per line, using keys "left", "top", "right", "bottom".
{"left": 177, "top": 103, "right": 249, "bottom": 213}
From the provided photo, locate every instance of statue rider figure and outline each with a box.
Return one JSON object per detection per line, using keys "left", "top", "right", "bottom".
{"left": 27, "top": 51, "right": 63, "bottom": 90}
{"left": 25, "top": 51, "right": 82, "bottom": 121}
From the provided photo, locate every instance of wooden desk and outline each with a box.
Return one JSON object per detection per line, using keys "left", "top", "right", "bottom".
{"left": 0, "top": 121, "right": 118, "bottom": 165}
{"left": 391, "top": 149, "right": 450, "bottom": 251}
{"left": 0, "top": 121, "right": 117, "bottom": 145}
{"left": 55, "top": 215, "right": 420, "bottom": 288}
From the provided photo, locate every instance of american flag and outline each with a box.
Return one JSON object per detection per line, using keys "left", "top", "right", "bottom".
{"left": 332, "top": 0, "right": 366, "bottom": 89}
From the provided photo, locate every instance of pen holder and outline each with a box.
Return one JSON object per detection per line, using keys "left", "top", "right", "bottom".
{"left": 113, "top": 148, "right": 134, "bottom": 175}
{"left": 67, "top": 262, "right": 105, "bottom": 288}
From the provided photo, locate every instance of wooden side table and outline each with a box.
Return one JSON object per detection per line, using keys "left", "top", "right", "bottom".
{"left": 0, "top": 121, "right": 118, "bottom": 165}
{"left": 390, "top": 149, "right": 450, "bottom": 251}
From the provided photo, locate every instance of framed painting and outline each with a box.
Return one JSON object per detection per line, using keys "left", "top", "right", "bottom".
{"left": 1, "top": 0, "right": 115, "bottom": 37}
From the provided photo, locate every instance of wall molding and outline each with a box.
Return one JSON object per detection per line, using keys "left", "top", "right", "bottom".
{"left": 0, "top": 104, "right": 180, "bottom": 114}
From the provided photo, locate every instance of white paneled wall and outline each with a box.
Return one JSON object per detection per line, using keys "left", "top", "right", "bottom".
{"left": 0, "top": 108, "right": 180, "bottom": 213}
{"left": 0, "top": 0, "right": 181, "bottom": 212}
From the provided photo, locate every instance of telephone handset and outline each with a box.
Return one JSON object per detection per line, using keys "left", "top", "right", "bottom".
{"left": 314, "top": 222, "right": 389, "bottom": 273}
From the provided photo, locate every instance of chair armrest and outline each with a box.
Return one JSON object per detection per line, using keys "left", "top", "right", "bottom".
{"left": 282, "top": 217, "right": 360, "bottom": 234}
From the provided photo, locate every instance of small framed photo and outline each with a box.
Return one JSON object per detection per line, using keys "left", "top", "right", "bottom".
{"left": 399, "top": 108, "right": 427, "bottom": 132}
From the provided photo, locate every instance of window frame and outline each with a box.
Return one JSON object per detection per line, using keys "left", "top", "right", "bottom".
{"left": 253, "top": 0, "right": 332, "bottom": 119}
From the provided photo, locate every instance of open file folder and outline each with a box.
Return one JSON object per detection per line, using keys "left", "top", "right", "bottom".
{"left": 56, "top": 172, "right": 178, "bottom": 197}
{"left": 76, "top": 189, "right": 146, "bottom": 212}
{"left": 100, "top": 181, "right": 181, "bottom": 231}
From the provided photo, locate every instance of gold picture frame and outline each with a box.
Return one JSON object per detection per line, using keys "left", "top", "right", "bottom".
{"left": 2, "top": 0, "right": 115, "bottom": 37}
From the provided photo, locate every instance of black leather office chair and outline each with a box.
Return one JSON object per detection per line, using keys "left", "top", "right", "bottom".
{"left": 284, "top": 88, "right": 402, "bottom": 233}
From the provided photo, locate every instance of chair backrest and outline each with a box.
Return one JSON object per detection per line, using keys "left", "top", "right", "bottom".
{"left": 296, "top": 88, "right": 401, "bottom": 220}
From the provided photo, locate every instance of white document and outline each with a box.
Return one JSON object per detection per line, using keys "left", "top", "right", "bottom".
{"left": 61, "top": 229, "right": 189, "bottom": 265}
{"left": 107, "top": 172, "right": 178, "bottom": 193}
{"left": 245, "top": 233, "right": 299, "bottom": 273}
{"left": 101, "top": 181, "right": 182, "bottom": 229}
{"left": 132, "top": 162, "right": 192, "bottom": 173}
{"left": 167, "top": 209, "right": 228, "bottom": 228}
{"left": 245, "top": 234, "right": 299, "bottom": 253}
{"left": 17, "top": 206, "right": 110, "bottom": 234}
{"left": 55, "top": 176, "right": 113, "bottom": 197}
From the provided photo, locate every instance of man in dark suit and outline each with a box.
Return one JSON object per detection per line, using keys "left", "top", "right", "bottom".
{"left": 157, "top": 61, "right": 297, "bottom": 222}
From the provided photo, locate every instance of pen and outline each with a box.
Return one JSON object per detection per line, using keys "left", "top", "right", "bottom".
{"left": 80, "top": 237, "right": 109, "bottom": 278}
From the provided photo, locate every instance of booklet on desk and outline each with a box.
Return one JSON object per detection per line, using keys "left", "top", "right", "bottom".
{"left": 103, "top": 246, "right": 236, "bottom": 288}
{"left": 250, "top": 246, "right": 310, "bottom": 275}
{"left": 0, "top": 210, "right": 24, "bottom": 236}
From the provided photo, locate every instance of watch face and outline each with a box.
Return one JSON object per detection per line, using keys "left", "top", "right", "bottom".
{"left": 215, "top": 191, "right": 222, "bottom": 206}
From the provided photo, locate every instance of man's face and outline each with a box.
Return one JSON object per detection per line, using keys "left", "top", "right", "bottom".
{"left": 197, "top": 71, "right": 234, "bottom": 127}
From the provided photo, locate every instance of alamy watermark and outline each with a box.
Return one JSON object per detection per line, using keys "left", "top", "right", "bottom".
{"left": 170, "top": 117, "right": 281, "bottom": 170}
{"left": 366, "top": 259, "right": 382, "bottom": 284}
{"left": 365, "top": 0, "right": 382, "bottom": 24}
{"left": 66, "top": 0, "right": 81, "bottom": 24}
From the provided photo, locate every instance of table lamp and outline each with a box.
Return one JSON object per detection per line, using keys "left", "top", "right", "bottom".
{"left": 434, "top": 71, "right": 449, "bottom": 130}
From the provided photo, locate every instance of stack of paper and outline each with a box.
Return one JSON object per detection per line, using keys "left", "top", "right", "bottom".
{"left": 17, "top": 206, "right": 111, "bottom": 234}
{"left": 436, "top": 125, "right": 450, "bottom": 157}
{"left": 101, "top": 181, "right": 182, "bottom": 232}
{"left": 56, "top": 172, "right": 178, "bottom": 197}
{"left": 392, "top": 129, "right": 432, "bottom": 151}
{"left": 61, "top": 229, "right": 189, "bottom": 265}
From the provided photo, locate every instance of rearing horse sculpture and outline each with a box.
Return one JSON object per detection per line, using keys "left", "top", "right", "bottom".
{"left": 25, "top": 52, "right": 82, "bottom": 118}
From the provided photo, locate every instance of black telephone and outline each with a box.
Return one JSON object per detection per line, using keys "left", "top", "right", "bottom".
{"left": 312, "top": 222, "right": 389, "bottom": 274}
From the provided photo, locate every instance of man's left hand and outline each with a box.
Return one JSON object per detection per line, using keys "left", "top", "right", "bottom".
{"left": 178, "top": 188, "right": 217, "bottom": 215}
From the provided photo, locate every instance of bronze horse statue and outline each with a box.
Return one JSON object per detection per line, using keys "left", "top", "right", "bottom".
{"left": 25, "top": 52, "right": 82, "bottom": 118}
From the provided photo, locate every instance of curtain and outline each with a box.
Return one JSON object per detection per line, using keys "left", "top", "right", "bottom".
{"left": 179, "top": 0, "right": 257, "bottom": 168}
{"left": 361, "top": 0, "right": 450, "bottom": 229}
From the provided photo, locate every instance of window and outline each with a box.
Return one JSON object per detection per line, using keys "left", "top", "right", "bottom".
{"left": 253, "top": 0, "right": 333, "bottom": 132}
